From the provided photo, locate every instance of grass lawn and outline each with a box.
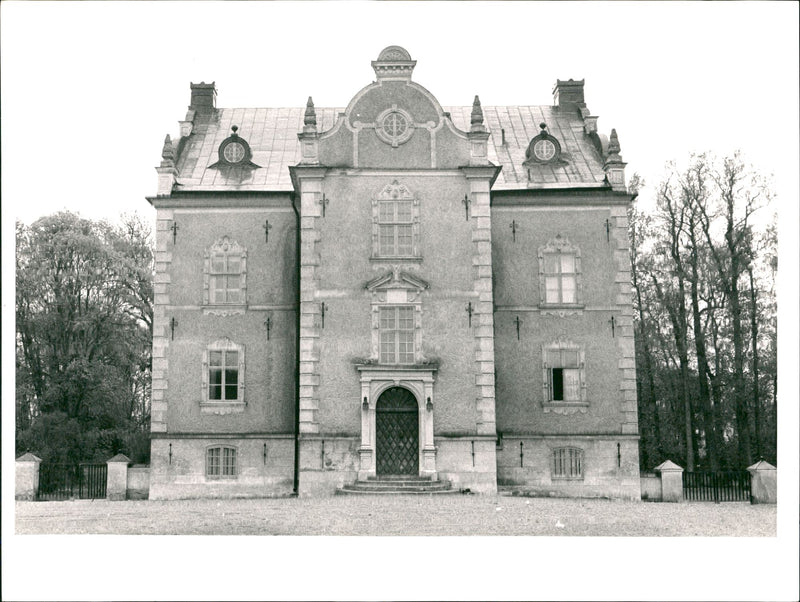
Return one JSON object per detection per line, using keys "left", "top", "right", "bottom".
{"left": 15, "top": 494, "right": 776, "bottom": 536}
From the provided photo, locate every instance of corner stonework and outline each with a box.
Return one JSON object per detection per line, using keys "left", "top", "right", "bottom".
{"left": 151, "top": 210, "right": 174, "bottom": 433}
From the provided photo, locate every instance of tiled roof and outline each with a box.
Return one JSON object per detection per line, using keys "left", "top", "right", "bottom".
{"left": 173, "top": 105, "right": 607, "bottom": 192}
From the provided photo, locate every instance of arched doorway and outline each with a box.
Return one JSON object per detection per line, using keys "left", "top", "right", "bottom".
{"left": 375, "top": 387, "right": 419, "bottom": 475}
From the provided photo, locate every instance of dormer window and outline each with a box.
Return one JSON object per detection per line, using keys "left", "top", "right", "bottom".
{"left": 211, "top": 125, "right": 259, "bottom": 169}
{"left": 524, "top": 123, "right": 562, "bottom": 165}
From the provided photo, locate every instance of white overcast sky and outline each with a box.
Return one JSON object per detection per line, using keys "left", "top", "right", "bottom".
{"left": 2, "top": 2, "right": 798, "bottom": 601}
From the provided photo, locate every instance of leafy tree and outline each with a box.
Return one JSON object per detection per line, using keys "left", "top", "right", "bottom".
{"left": 15, "top": 212, "right": 153, "bottom": 463}
{"left": 631, "top": 154, "right": 776, "bottom": 471}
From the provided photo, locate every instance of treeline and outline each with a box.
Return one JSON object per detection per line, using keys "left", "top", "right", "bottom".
{"left": 630, "top": 153, "right": 777, "bottom": 471}
{"left": 15, "top": 212, "right": 154, "bottom": 464}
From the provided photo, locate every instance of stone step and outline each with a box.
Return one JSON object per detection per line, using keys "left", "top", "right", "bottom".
{"left": 345, "top": 481, "right": 452, "bottom": 491}
{"left": 336, "top": 486, "right": 462, "bottom": 496}
{"left": 366, "top": 475, "right": 433, "bottom": 482}
{"left": 336, "top": 477, "right": 458, "bottom": 495}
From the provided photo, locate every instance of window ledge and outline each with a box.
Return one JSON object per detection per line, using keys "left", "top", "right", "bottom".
{"left": 538, "top": 304, "right": 584, "bottom": 316}
{"left": 205, "top": 475, "right": 238, "bottom": 481}
{"left": 200, "top": 401, "right": 246, "bottom": 415}
{"left": 543, "top": 401, "right": 589, "bottom": 415}
{"left": 370, "top": 256, "right": 423, "bottom": 263}
{"left": 203, "top": 304, "right": 247, "bottom": 316}
{"left": 551, "top": 476, "right": 585, "bottom": 481}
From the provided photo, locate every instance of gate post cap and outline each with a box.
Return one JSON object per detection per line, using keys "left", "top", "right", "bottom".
{"left": 107, "top": 453, "right": 132, "bottom": 464}
{"left": 654, "top": 459, "right": 683, "bottom": 472}
{"left": 16, "top": 452, "right": 42, "bottom": 463}
{"left": 747, "top": 459, "right": 776, "bottom": 472}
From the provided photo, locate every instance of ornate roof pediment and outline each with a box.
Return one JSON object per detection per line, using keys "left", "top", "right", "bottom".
{"left": 365, "top": 267, "right": 429, "bottom": 292}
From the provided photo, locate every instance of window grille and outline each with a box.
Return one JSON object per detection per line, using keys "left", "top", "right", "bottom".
{"left": 206, "top": 446, "right": 237, "bottom": 478}
{"left": 553, "top": 447, "right": 583, "bottom": 479}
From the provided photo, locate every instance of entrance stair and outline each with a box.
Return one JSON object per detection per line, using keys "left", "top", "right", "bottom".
{"left": 336, "top": 475, "right": 460, "bottom": 495}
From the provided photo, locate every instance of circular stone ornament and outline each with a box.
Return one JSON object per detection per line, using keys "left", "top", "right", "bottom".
{"left": 376, "top": 107, "right": 414, "bottom": 147}
{"left": 223, "top": 141, "right": 246, "bottom": 163}
{"left": 533, "top": 138, "right": 557, "bottom": 161}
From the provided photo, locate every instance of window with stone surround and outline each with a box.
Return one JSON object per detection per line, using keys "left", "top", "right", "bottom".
{"left": 552, "top": 447, "right": 583, "bottom": 479}
{"left": 379, "top": 306, "right": 415, "bottom": 364}
{"left": 206, "top": 446, "right": 237, "bottom": 478}
{"left": 366, "top": 268, "right": 428, "bottom": 365}
{"left": 542, "top": 339, "right": 588, "bottom": 414}
{"left": 372, "top": 180, "right": 420, "bottom": 260}
{"left": 538, "top": 235, "right": 582, "bottom": 307}
{"left": 204, "top": 237, "right": 247, "bottom": 310}
{"left": 201, "top": 339, "right": 245, "bottom": 413}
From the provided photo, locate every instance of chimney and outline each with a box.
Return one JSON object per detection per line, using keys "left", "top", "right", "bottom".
{"left": 553, "top": 79, "right": 585, "bottom": 109}
{"left": 190, "top": 82, "right": 217, "bottom": 112}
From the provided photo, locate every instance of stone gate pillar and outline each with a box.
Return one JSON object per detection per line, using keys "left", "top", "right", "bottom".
{"left": 15, "top": 453, "right": 42, "bottom": 500}
{"left": 747, "top": 459, "right": 777, "bottom": 504}
{"left": 654, "top": 459, "right": 684, "bottom": 502}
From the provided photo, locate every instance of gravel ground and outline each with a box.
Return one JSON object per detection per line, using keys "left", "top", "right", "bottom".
{"left": 15, "top": 494, "right": 776, "bottom": 536}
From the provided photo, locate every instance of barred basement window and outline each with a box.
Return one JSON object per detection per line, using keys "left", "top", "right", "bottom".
{"left": 380, "top": 306, "right": 415, "bottom": 364}
{"left": 552, "top": 447, "right": 583, "bottom": 479}
{"left": 206, "top": 446, "right": 237, "bottom": 478}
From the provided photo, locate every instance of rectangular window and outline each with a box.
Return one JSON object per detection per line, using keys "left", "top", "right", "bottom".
{"left": 206, "top": 447, "right": 237, "bottom": 478}
{"left": 546, "top": 349, "right": 581, "bottom": 402}
{"left": 379, "top": 306, "right": 415, "bottom": 364}
{"left": 209, "top": 350, "right": 239, "bottom": 401}
{"left": 543, "top": 253, "right": 577, "bottom": 304}
{"left": 553, "top": 448, "right": 583, "bottom": 479}
{"left": 378, "top": 200, "right": 414, "bottom": 256}
{"left": 210, "top": 252, "right": 242, "bottom": 303}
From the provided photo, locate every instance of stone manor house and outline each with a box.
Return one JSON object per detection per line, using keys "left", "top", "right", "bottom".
{"left": 147, "top": 46, "right": 640, "bottom": 499}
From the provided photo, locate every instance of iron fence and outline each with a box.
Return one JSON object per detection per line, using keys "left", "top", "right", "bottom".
{"left": 682, "top": 470, "right": 751, "bottom": 503}
{"left": 37, "top": 463, "right": 107, "bottom": 500}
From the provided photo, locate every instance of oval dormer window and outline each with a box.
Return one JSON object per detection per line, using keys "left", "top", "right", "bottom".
{"left": 376, "top": 107, "right": 414, "bottom": 147}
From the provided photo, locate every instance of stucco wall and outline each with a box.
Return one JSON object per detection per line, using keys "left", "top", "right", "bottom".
{"left": 159, "top": 203, "right": 296, "bottom": 434}
{"left": 313, "top": 172, "right": 482, "bottom": 435}
{"left": 149, "top": 438, "right": 294, "bottom": 500}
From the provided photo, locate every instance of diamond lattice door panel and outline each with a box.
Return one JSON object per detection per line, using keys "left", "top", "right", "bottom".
{"left": 375, "top": 387, "right": 419, "bottom": 475}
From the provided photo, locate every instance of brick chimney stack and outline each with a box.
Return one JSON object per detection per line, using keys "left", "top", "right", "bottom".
{"left": 190, "top": 82, "right": 217, "bottom": 111}
{"left": 553, "top": 79, "right": 585, "bottom": 109}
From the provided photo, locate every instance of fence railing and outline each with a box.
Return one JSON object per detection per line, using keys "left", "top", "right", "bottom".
{"left": 682, "top": 470, "right": 751, "bottom": 502}
{"left": 37, "top": 463, "right": 107, "bottom": 500}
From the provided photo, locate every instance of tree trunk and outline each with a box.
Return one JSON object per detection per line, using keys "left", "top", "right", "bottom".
{"left": 749, "top": 266, "right": 761, "bottom": 460}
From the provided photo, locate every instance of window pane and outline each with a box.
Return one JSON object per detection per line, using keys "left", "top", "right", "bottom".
{"left": 545, "top": 277, "right": 560, "bottom": 303}
{"left": 227, "top": 275, "right": 240, "bottom": 291}
{"left": 396, "top": 202, "right": 413, "bottom": 222}
{"left": 225, "top": 384, "right": 238, "bottom": 400}
{"left": 227, "top": 289, "right": 240, "bottom": 303}
{"left": 227, "top": 256, "right": 241, "bottom": 273}
{"left": 560, "top": 254, "right": 575, "bottom": 273}
{"left": 225, "top": 351, "right": 238, "bottom": 367}
{"left": 563, "top": 369, "right": 580, "bottom": 401}
{"left": 379, "top": 225, "right": 394, "bottom": 255}
{"left": 380, "top": 307, "right": 395, "bottom": 329}
{"left": 379, "top": 202, "right": 393, "bottom": 222}
{"left": 552, "top": 368, "right": 564, "bottom": 401}
{"left": 561, "top": 276, "right": 576, "bottom": 303}
{"left": 209, "top": 351, "right": 223, "bottom": 366}
{"left": 562, "top": 350, "right": 579, "bottom": 367}
{"left": 544, "top": 254, "right": 558, "bottom": 273}
{"left": 397, "top": 226, "right": 413, "bottom": 255}
{"left": 211, "top": 255, "right": 225, "bottom": 273}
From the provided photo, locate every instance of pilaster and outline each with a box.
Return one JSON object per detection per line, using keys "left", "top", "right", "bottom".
{"left": 290, "top": 165, "right": 328, "bottom": 435}
{"left": 151, "top": 209, "right": 175, "bottom": 433}
{"left": 610, "top": 204, "right": 638, "bottom": 435}
{"left": 462, "top": 165, "right": 501, "bottom": 436}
